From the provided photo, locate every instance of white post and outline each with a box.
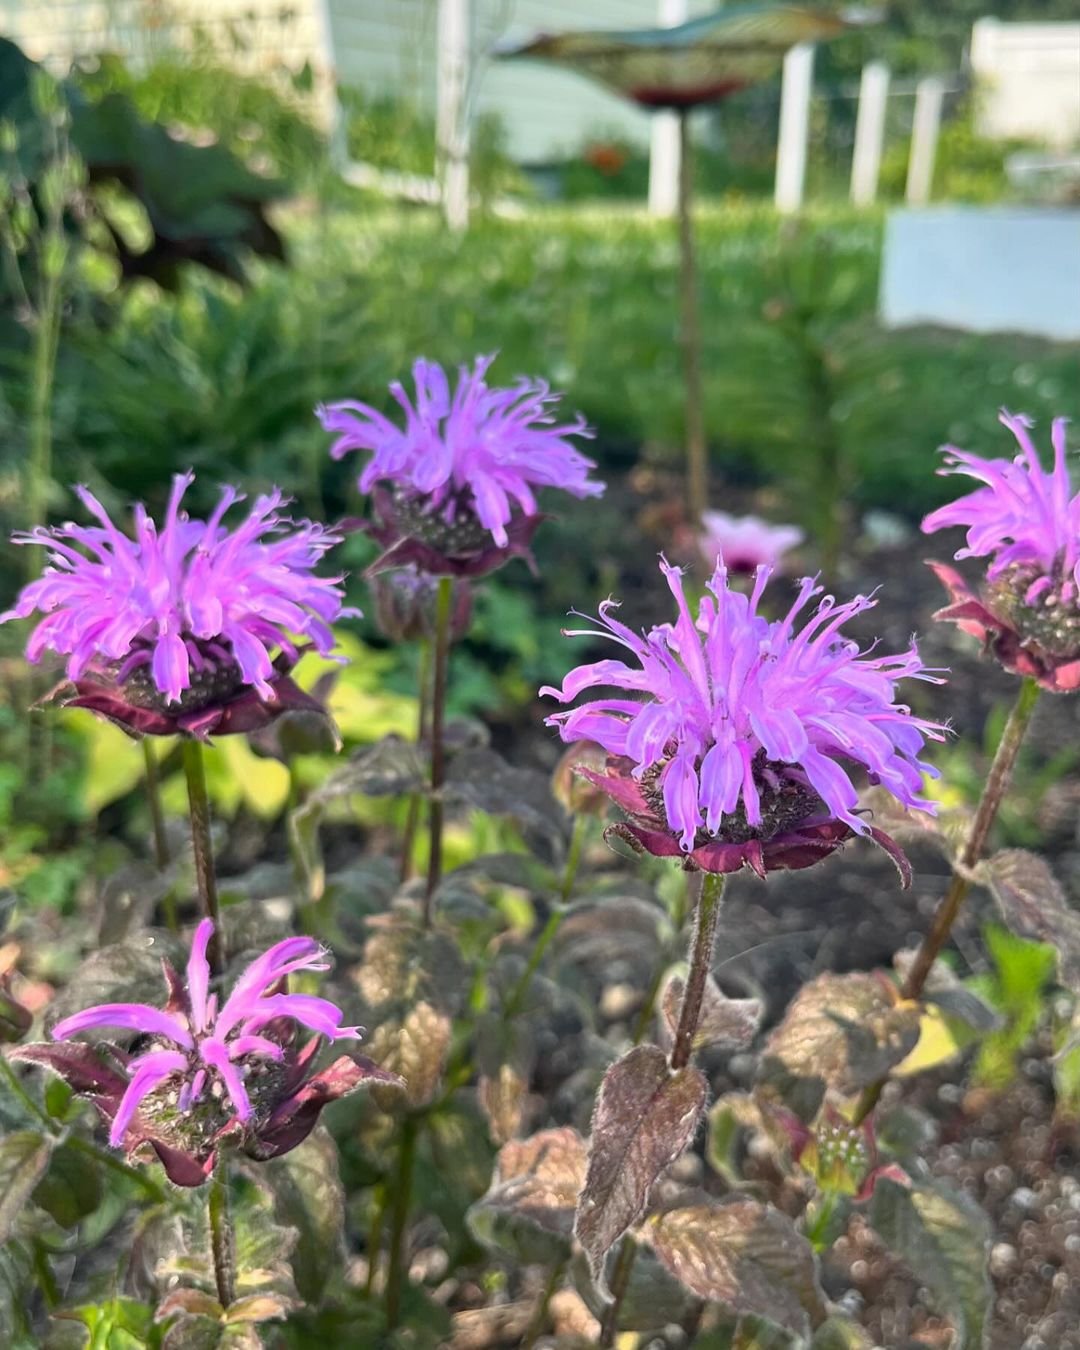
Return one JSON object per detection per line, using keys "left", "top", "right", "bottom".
{"left": 775, "top": 43, "right": 815, "bottom": 213}
{"left": 905, "top": 75, "right": 945, "bottom": 206}
{"left": 648, "top": 0, "right": 688, "bottom": 218}
{"left": 437, "top": 0, "right": 470, "bottom": 232}
{"left": 850, "top": 61, "right": 890, "bottom": 206}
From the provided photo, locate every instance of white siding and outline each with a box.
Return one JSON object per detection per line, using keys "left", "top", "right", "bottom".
{"left": 971, "top": 19, "right": 1080, "bottom": 149}
{"left": 4, "top": 0, "right": 720, "bottom": 163}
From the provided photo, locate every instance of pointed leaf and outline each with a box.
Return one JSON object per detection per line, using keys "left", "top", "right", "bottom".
{"left": 981, "top": 848, "right": 1080, "bottom": 992}
{"left": 758, "top": 972, "right": 920, "bottom": 1121}
{"left": 467, "top": 1127, "right": 587, "bottom": 1266}
{"left": 445, "top": 748, "right": 570, "bottom": 867}
{"left": 32, "top": 1140, "right": 103, "bottom": 1229}
{"left": 0, "top": 1130, "right": 53, "bottom": 1242}
{"left": 869, "top": 1177, "right": 991, "bottom": 1350}
{"left": 661, "top": 974, "right": 762, "bottom": 1052}
{"left": 575, "top": 1045, "right": 707, "bottom": 1292}
{"left": 261, "top": 1126, "right": 345, "bottom": 1304}
{"left": 646, "top": 1198, "right": 826, "bottom": 1338}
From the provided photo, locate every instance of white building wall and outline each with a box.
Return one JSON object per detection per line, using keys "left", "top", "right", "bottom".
{"left": 971, "top": 19, "right": 1080, "bottom": 149}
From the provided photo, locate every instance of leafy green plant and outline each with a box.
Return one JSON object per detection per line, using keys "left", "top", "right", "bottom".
{"left": 969, "top": 924, "right": 1056, "bottom": 1089}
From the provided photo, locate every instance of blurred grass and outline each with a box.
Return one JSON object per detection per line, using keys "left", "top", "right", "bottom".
{"left": 37, "top": 198, "right": 1079, "bottom": 537}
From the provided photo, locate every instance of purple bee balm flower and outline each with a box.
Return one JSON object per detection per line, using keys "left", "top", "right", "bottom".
{"left": 318, "top": 354, "right": 604, "bottom": 577}
{"left": 12, "top": 920, "right": 401, "bottom": 1186}
{"left": 698, "top": 510, "right": 803, "bottom": 575}
{"left": 1, "top": 473, "right": 357, "bottom": 738}
{"left": 541, "top": 558, "right": 946, "bottom": 883}
{"left": 922, "top": 411, "right": 1080, "bottom": 692}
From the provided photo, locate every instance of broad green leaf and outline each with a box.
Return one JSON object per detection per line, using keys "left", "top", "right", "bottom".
{"left": 0, "top": 1130, "right": 53, "bottom": 1242}
{"left": 869, "top": 1177, "right": 991, "bottom": 1350}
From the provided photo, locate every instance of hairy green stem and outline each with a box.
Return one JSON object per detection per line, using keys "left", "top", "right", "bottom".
{"left": 208, "top": 1154, "right": 236, "bottom": 1309}
{"left": 670, "top": 872, "right": 725, "bottom": 1071}
{"left": 384, "top": 1114, "right": 419, "bottom": 1330}
{"left": 598, "top": 1235, "right": 637, "bottom": 1348}
{"left": 400, "top": 638, "right": 432, "bottom": 885}
{"left": 423, "top": 578, "right": 454, "bottom": 924}
{"left": 182, "top": 739, "right": 224, "bottom": 973}
{"left": 853, "top": 675, "right": 1041, "bottom": 1125}
{"left": 678, "top": 110, "right": 707, "bottom": 522}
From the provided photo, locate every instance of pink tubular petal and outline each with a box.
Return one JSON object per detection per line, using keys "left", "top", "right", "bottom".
{"left": 214, "top": 936, "right": 328, "bottom": 1038}
{"left": 187, "top": 920, "right": 214, "bottom": 1034}
{"left": 52, "top": 1003, "right": 193, "bottom": 1050}
{"left": 199, "top": 1039, "right": 253, "bottom": 1121}
{"left": 239, "top": 993, "right": 361, "bottom": 1041}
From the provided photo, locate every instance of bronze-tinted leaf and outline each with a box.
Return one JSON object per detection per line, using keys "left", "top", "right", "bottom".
{"left": 869, "top": 1177, "right": 991, "bottom": 1350}
{"left": 757, "top": 972, "right": 921, "bottom": 1121}
{"left": 353, "top": 912, "right": 468, "bottom": 1108}
{"left": 366, "top": 1000, "right": 451, "bottom": 1109}
{"left": 981, "top": 848, "right": 1080, "bottom": 992}
{"left": 575, "top": 1045, "right": 707, "bottom": 1292}
{"left": 467, "top": 1127, "right": 587, "bottom": 1267}
{"left": 478, "top": 1064, "right": 529, "bottom": 1147}
{"left": 646, "top": 1197, "right": 826, "bottom": 1338}
{"left": 0, "top": 1130, "right": 52, "bottom": 1243}
{"left": 660, "top": 974, "right": 762, "bottom": 1053}
{"left": 223, "top": 1292, "right": 296, "bottom": 1324}
{"left": 570, "top": 1243, "right": 697, "bottom": 1334}
{"left": 475, "top": 1013, "right": 535, "bottom": 1145}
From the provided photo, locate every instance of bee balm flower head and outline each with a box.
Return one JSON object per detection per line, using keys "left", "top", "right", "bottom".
{"left": 1, "top": 473, "right": 355, "bottom": 737}
{"left": 13, "top": 920, "right": 400, "bottom": 1185}
{"left": 922, "top": 412, "right": 1080, "bottom": 692}
{"left": 698, "top": 510, "right": 803, "bottom": 575}
{"left": 318, "top": 355, "right": 604, "bottom": 577}
{"left": 541, "top": 558, "right": 946, "bottom": 882}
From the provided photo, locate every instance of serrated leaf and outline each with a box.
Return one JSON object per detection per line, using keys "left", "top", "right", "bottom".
{"left": 445, "top": 748, "right": 570, "bottom": 866}
{"left": 570, "top": 1243, "right": 697, "bottom": 1333}
{"left": 575, "top": 1045, "right": 707, "bottom": 1293}
{"left": 981, "top": 849, "right": 1080, "bottom": 991}
{"left": 661, "top": 974, "right": 762, "bottom": 1053}
{"left": 354, "top": 914, "right": 469, "bottom": 1108}
{"left": 475, "top": 1013, "right": 535, "bottom": 1145}
{"left": 0, "top": 1130, "right": 53, "bottom": 1242}
{"left": 223, "top": 1293, "right": 295, "bottom": 1324}
{"left": 54, "top": 1295, "right": 154, "bottom": 1347}
{"left": 467, "top": 1127, "right": 586, "bottom": 1266}
{"left": 869, "top": 1177, "right": 991, "bottom": 1350}
{"left": 32, "top": 1139, "right": 103, "bottom": 1228}
{"left": 646, "top": 1198, "right": 826, "bottom": 1339}
{"left": 261, "top": 1126, "right": 345, "bottom": 1304}
{"left": 758, "top": 972, "right": 920, "bottom": 1121}
{"left": 44, "top": 934, "right": 182, "bottom": 1032}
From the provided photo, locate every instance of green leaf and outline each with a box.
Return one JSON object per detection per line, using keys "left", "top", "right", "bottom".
{"left": 981, "top": 850, "right": 1080, "bottom": 991}
{"left": 261, "top": 1126, "right": 345, "bottom": 1305}
{"left": 32, "top": 1139, "right": 103, "bottom": 1228}
{"left": 0, "top": 1130, "right": 53, "bottom": 1242}
{"left": 869, "top": 1177, "right": 991, "bottom": 1349}
{"left": 53, "top": 1295, "right": 153, "bottom": 1349}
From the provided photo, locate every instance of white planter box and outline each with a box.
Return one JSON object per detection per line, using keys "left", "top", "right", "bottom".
{"left": 879, "top": 207, "right": 1080, "bottom": 341}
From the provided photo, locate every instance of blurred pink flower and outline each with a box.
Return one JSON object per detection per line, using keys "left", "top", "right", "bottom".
{"left": 698, "top": 510, "right": 803, "bottom": 574}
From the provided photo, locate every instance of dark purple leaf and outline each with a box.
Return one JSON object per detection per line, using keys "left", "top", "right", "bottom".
{"left": 575, "top": 1045, "right": 707, "bottom": 1293}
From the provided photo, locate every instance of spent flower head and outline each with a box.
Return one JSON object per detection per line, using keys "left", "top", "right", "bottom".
{"left": 922, "top": 412, "right": 1080, "bottom": 691}
{"left": 318, "top": 354, "right": 603, "bottom": 576}
{"left": 1, "top": 472, "right": 355, "bottom": 737}
{"left": 14, "top": 920, "right": 399, "bottom": 1185}
{"left": 698, "top": 510, "right": 803, "bottom": 575}
{"left": 541, "top": 558, "right": 946, "bottom": 880}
